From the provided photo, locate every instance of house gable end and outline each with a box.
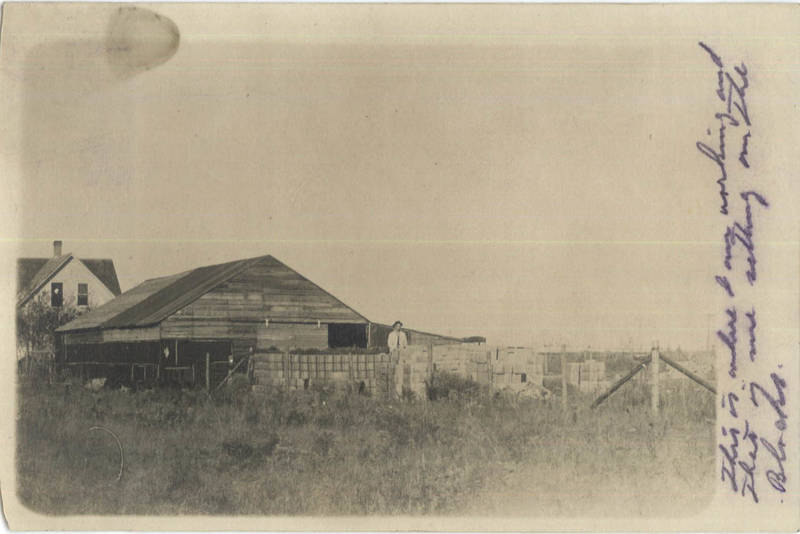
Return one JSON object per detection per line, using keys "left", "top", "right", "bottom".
{"left": 19, "top": 256, "right": 116, "bottom": 309}
{"left": 17, "top": 255, "right": 74, "bottom": 307}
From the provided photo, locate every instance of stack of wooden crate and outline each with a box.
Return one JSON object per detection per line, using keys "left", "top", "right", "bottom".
{"left": 251, "top": 352, "right": 394, "bottom": 395}
{"left": 432, "top": 344, "right": 492, "bottom": 383}
{"left": 565, "top": 359, "right": 607, "bottom": 393}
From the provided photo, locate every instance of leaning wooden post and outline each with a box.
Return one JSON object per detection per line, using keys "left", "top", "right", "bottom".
{"left": 561, "top": 344, "right": 567, "bottom": 411}
{"left": 591, "top": 355, "right": 651, "bottom": 409}
{"left": 650, "top": 344, "right": 660, "bottom": 417}
{"left": 205, "top": 353, "right": 211, "bottom": 391}
{"left": 659, "top": 353, "right": 716, "bottom": 394}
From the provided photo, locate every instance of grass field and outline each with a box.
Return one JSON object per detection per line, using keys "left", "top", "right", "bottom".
{"left": 17, "top": 373, "right": 716, "bottom": 516}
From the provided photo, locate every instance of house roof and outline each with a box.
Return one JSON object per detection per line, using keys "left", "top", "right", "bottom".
{"left": 57, "top": 254, "right": 369, "bottom": 333}
{"left": 17, "top": 255, "right": 122, "bottom": 307}
{"left": 80, "top": 259, "right": 122, "bottom": 296}
{"left": 17, "top": 254, "right": 75, "bottom": 306}
{"left": 17, "top": 258, "right": 48, "bottom": 291}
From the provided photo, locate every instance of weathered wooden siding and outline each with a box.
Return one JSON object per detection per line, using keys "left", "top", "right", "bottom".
{"left": 160, "top": 317, "right": 259, "bottom": 341}
{"left": 158, "top": 257, "right": 366, "bottom": 350}
{"left": 62, "top": 330, "right": 103, "bottom": 345}
{"left": 165, "top": 257, "right": 366, "bottom": 327}
{"left": 159, "top": 319, "right": 328, "bottom": 351}
{"left": 102, "top": 327, "right": 161, "bottom": 343}
{"left": 256, "top": 322, "right": 328, "bottom": 351}
{"left": 62, "top": 327, "right": 160, "bottom": 345}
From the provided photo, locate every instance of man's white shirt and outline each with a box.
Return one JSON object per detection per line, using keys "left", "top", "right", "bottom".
{"left": 387, "top": 330, "right": 408, "bottom": 350}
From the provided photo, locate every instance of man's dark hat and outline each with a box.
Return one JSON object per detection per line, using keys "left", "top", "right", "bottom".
{"left": 392, "top": 320, "right": 403, "bottom": 328}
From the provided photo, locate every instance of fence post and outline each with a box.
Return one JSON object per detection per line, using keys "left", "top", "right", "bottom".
{"left": 651, "top": 344, "right": 660, "bottom": 417}
{"left": 205, "top": 353, "right": 211, "bottom": 391}
{"left": 286, "top": 352, "right": 292, "bottom": 389}
{"left": 561, "top": 344, "right": 567, "bottom": 411}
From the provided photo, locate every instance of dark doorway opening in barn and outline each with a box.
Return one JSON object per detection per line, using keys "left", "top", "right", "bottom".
{"left": 328, "top": 323, "right": 367, "bottom": 349}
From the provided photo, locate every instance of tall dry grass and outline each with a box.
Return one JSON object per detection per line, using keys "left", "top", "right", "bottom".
{"left": 16, "top": 372, "right": 715, "bottom": 516}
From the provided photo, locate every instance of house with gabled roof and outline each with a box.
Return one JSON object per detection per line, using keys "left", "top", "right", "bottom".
{"left": 17, "top": 240, "right": 122, "bottom": 310}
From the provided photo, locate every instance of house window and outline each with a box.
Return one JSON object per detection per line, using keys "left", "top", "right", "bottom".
{"left": 51, "top": 282, "right": 63, "bottom": 307}
{"left": 77, "top": 283, "right": 88, "bottom": 306}
{"left": 521, "top": 373, "right": 527, "bottom": 383}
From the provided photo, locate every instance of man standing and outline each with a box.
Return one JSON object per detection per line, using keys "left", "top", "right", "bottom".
{"left": 387, "top": 320, "right": 408, "bottom": 352}
{"left": 388, "top": 321, "right": 408, "bottom": 397}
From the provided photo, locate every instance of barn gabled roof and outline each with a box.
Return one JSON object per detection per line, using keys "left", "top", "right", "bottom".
{"left": 57, "top": 254, "right": 369, "bottom": 333}
{"left": 55, "top": 271, "right": 189, "bottom": 332}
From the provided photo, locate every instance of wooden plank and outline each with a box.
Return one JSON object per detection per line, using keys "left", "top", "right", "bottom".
{"left": 162, "top": 260, "right": 367, "bottom": 325}
{"left": 102, "top": 327, "right": 160, "bottom": 343}
{"left": 63, "top": 330, "right": 103, "bottom": 345}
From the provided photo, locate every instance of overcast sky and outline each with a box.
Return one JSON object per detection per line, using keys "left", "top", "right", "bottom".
{"left": 2, "top": 4, "right": 797, "bottom": 350}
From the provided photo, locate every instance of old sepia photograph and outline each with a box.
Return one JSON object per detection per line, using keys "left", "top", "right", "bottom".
{"left": 0, "top": 2, "right": 797, "bottom": 531}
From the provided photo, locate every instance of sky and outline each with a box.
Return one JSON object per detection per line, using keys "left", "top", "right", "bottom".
{"left": 2, "top": 4, "right": 797, "bottom": 350}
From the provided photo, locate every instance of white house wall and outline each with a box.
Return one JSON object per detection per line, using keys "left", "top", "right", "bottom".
{"left": 29, "top": 259, "right": 116, "bottom": 310}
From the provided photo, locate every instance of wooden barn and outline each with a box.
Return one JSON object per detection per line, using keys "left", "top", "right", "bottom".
{"left": 55, "top": 254, "right": 460, "bottom": 386}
